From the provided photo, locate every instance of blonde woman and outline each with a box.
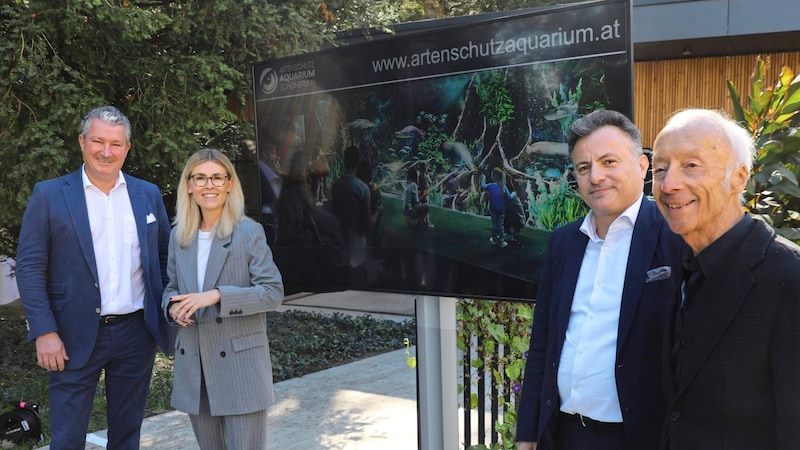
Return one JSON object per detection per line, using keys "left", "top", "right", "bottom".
{"left": 163, "top": 148, "right": 283, "bottom": 449}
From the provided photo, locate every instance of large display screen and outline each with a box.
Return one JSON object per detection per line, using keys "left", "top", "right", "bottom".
{"left": 251, "top": 0, "right": 633, "bottom": 300}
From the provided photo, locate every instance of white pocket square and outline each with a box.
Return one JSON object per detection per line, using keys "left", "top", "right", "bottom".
{"left": 146, "top": 213, "right": 156, "bottom": 224}
{"left": 645, "top": 266, "right": 671, "bottom": 283}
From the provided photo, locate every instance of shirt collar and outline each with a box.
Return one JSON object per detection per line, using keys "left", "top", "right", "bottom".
{"left": 693, "top": 213, "right": 753, "bottom": 278}
{"left": 580, "top": 193, "right": 643, "bottom": 241}
{"left": 81, "top": 164, "right": 126, "bottom": 191}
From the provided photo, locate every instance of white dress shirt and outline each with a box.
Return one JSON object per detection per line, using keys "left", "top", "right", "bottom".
{"left": 83, "top": 167, "right": 144, "bottom": 315}
{"left": 557, "top": 194, "right": 643, "bottom": 422}
{"left": 197, "top": 230, "right": 213, "bottom": 292}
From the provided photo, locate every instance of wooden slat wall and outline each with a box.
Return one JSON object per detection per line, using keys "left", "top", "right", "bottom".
{"left": 634, "top": 52, "right": 800, "bottom": 146}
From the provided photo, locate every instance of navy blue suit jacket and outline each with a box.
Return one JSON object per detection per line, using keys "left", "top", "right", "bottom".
{"left": 16, "top": 170, "right": 172, "bottom": 369}
{"left": 516, "top": 198, "right": 686, "bottom": 450}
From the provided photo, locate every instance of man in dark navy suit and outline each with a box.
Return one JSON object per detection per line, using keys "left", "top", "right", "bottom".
{"left": 16, "top": 106, "right": 172, "bottom": 449}
{"left": 516, "top": 110, "right": 686, "bottom": 450}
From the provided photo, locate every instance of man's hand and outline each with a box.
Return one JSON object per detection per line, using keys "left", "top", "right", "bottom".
{"left": 517, "top": 442, "right": 537, "bottom": 450}
{"left": 36, "top": 332, "right": 68, "bottom": 371}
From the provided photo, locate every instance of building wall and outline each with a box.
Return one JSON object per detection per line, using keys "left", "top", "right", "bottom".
{"left": 634, "top": 0, "right": 800, "bottom": 43}
{"left": 634, "top": 51, "right": 800, "bottom": 146}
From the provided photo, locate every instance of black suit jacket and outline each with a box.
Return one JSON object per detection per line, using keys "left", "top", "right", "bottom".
{"left": 662, "top": 217, "right": 800, "bottom": 450}
{"left": 517, "top": 198, "right": 686, "bottom": 449}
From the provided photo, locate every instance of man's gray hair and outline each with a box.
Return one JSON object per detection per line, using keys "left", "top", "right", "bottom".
{"left": 80, "top": 106, "right": 131, "bottom": 143}
{"left": 567, "top": 109, "right": 643, "bottom": 156}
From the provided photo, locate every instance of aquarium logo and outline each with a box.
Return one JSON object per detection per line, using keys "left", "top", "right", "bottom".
{"left": 259, "top": 68, "right": 279, "bottom": 95}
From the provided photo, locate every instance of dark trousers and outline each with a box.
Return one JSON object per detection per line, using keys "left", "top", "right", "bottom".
{"left": 47, "top": 314, "right": 156, "bottom": 450}
{"left": 490, "top": 210, "right": 505, "bottom": 240}
{"left": 552, "top": 412, "right": 626, "bottom": 450}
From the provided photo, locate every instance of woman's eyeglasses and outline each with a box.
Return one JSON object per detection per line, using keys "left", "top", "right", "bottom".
{"left": 189, "top": 174, "right": 230, "bottom": 187}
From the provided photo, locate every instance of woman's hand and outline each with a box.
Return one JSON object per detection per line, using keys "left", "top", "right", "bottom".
{"left": 168, "top": 289, "right": 221, "bottom": 327}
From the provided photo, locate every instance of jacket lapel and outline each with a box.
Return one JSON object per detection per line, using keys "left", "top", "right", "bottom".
{"left": 554, "top": 227, "right": 589, "bottom": 343}
{"left": 617, "top": 199, "right": 659, "bottom": 353}
{"left": 178, "top": 236, "right": 199, "bottom": 294}
{"left": 125, "top": 176, "right": 150, "bottom": 271}
{"left": 202, "top": 233, "right": 232, "bottom": 292}
{"left": 674, "top": 220, "right": 772, "bottom": 397}
{"left": 63, "top": 171, "right": 99, "bottom": 285}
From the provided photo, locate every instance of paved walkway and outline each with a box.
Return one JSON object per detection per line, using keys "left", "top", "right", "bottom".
{"left": 36, "top": 291, "right": 420, "bottom": 450}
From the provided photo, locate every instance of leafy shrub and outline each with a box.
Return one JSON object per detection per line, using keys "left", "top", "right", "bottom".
{"left": 727, "top": 56, "right": 800, "bottom": 241}
{"left": 458, "top": 299, "right": 533, "bottom": 450}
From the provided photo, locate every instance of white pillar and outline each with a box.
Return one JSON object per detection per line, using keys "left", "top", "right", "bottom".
{"left": 416, "top": 295, "right": 459, "bottom": 450}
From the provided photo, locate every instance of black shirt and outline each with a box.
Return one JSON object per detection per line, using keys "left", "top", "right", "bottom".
{"left": 672, "top": 214, "right": 755, "bottom": 384}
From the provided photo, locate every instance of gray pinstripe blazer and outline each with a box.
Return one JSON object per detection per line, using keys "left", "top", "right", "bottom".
{"left": 163, "top": 218, "right": 284, "bottom": 416}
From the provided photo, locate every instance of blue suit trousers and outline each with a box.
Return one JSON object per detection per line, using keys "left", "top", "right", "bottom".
{"left": 47, "top": 314, "right": 156, "bottom": 450}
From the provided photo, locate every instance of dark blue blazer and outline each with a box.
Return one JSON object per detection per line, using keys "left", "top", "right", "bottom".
{"left": 516, "top": 198, "right": 686, "bottom": 450}
{"left": 16, "top": 170, "right": 173, "bottom": 369}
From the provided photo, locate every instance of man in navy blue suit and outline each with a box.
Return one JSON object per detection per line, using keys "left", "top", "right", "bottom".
{"left": 516, "top": 110, "right": 686, "bottom": 450}
{"left": 16, "top": 106, "right": 172, "bottom": 449}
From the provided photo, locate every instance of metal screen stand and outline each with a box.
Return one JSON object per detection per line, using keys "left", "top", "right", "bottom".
{"left": 416, "top": 295, "right": 459, "bottom": 450}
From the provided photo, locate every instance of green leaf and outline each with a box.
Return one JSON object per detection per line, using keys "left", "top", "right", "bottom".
{"left": 781, "top": 80, "right": 800, "bottom": 115}
{"left": 775, "top": 227, "right": 800, "bottom": 241}
{"left": 518, "top": 305, "right": 534, "bottom": 321}
{"left": 511, "top": 335, "right": 529, "bottom": 354}
{"left": 778, "top": 66, "right": 796, "bottom": 92}
{"left": 487, "top": 323, "right": 506, "bottom": 343}
{"left": 770, "top": 179, "right": 800, "bottom": 197}
{"left": 749, "top": 57, "right": 767, "bottom": 108}
{"left": 505, "top": 359, "right": 525, "bottom": 380}
{"left": 753, "top": 87, "right": 774, "bottom": 116}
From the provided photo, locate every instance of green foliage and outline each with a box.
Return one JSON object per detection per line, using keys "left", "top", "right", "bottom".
{"left": 547, "top": 79, "right": 583, "bottom": 142}
{"left": 268, "top": 310, "right": 416, "bottom": 381}
{"left": 527, "top": 176, "right": 588, "bottom": 230}
{"left": 476, "top": 71, "right": 515, "bottom": 126}
{"left": 458, "top": 298, "right": 533, "bottom": 450}
{"left": 325, "top": 0, "right": 586, "bottom": 25}
{"left": 462, "top": 186, "right": 485, "bottom": 215}
{"left": 404, "top": 337, "right": 417, "bottom": 368}
{"left": 440, "top": 0, "right": 583, "bottom": 17}
{"left": 413, "top": 111, "right": 450, "bottom": 171}
{"left": 0, "top": 0, "right": 334, "bottom": 257}
{"left": 727, "top": 57, "right": 800, "bottom": 242}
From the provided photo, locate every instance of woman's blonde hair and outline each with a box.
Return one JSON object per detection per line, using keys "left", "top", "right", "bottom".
{"left": 173, "top": 148, "right": 245, "bottom": 247}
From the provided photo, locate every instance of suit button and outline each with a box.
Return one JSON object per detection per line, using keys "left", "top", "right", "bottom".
{"left": 670, "top": 411, "right": 680, "bottom": 422}
{"left": 545, "top": 399, "right": 552, "bottom": 407}
{"left": 216, "top": 317, "right": 222, "bottom": 323}
{"left": 676, "top": 365, "right": 683, "bottom": 374}
{"left": 95, "top": 308, "right": 101, "bottom": 314}
{"left": 680, "top": 340, "right": 687, "bottom": 348}
{"left": 180, "top": 349, "right": 185, "bottom": 355}
{"left": 220, "top": 351, "right": 226, "bottom": 357}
